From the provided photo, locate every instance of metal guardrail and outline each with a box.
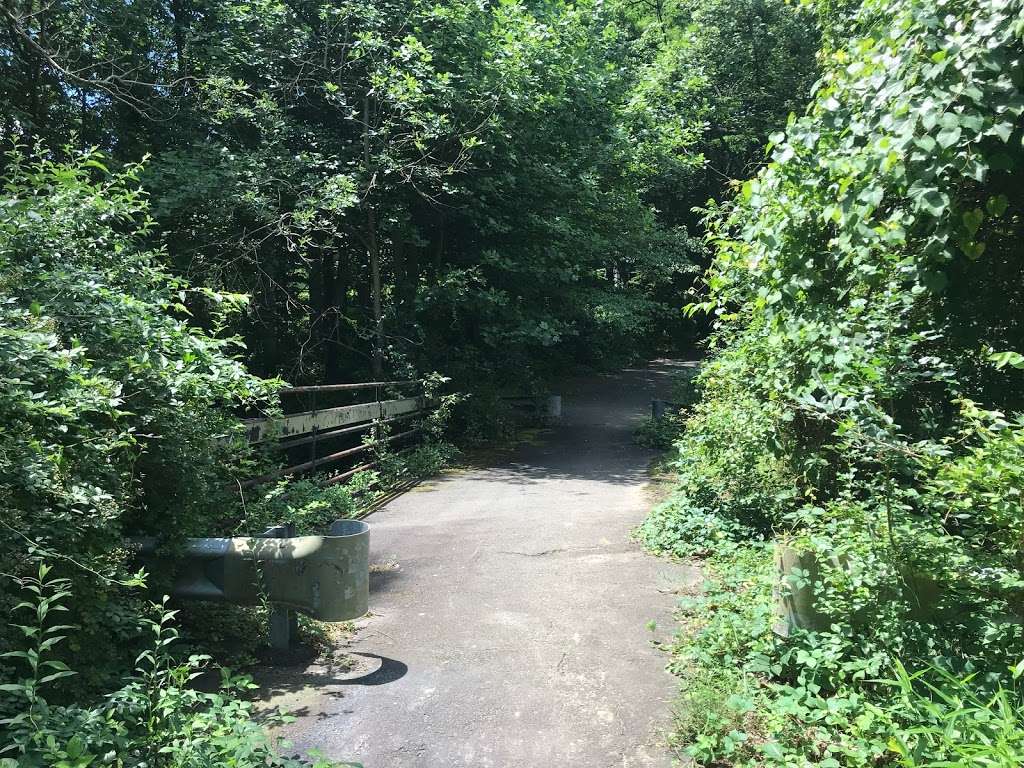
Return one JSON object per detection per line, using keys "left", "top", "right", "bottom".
{"left": 279, "top": 380, "right": 418, "bottom": 395}
{"left": 133, "top": 519, "right": 370, "bottom": 649}
{"left": 135, "top": 381, "right": 428, "bottom": 652}
{"left": 243, "top": 396, "right": 423, "bottom": 444}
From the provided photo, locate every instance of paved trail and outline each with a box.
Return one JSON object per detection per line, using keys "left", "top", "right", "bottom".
{"left": 262, "top": 362, "right": 700, "bottom": 767}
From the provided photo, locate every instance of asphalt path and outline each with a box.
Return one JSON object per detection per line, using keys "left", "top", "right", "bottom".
{"left": 261, "top": 362, "right": 700, "bottom": 767}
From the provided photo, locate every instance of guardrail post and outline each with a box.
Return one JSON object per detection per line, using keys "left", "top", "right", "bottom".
{"left": 262, "top": 523, "right": 297, "bottom": 650}
{"left": 269, "top": 605, "right": 297, "bottom": 650}
{"left": 547, "top": 394, "right": 562, "bottom": 419}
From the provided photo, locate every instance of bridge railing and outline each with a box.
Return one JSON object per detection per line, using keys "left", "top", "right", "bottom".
{"left": 241, "top": 379, "right": 427, "bottom": 488}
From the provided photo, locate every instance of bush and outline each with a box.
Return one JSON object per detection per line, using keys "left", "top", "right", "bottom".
{"left": 0, "top": 565, "right": 333, "bottom": 768}
{"left": 634, "top": 366, "right": 703, "bottom": 450}
{"left": 241, "top": 475, "right": 376, "bottom": 535}
{"left": 633, "top": 413, "right": 686, "bottom": 450}
{"left": 449, "top": 390, "right": 520, "bottom": 447}
{"left": 0, "top": 149, "right": 279, "bottom": 690}
{"left": 637, "top": 355, "right": 797, "bottom": 556}
{"left": 642, "top": 0, "right": 1024, "bottom": 762}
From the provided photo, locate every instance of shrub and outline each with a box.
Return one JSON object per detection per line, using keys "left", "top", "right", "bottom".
{"left": 643, "top": 0, "right": 1024, "bottom": 761}
{"left": 241, "top": 476, "right": 374, "bottom": 534}
{"left": 0, "top": 148, "right": 279, "bottom": 690}
{"left": 637, "top": 355, "right": 797, "bottom": 556}
{"left": 0, "top": 565, "right": 331, "bottom": 768}
{"left": 633, "top": 413, "right": 686, "bottom": 450}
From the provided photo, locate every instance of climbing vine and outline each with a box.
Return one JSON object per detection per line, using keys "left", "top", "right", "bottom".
{"left": 643, "top": 0, "right": 1024, "bottom": 763}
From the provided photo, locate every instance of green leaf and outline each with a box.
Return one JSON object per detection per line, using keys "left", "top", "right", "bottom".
{"left": 988, "top": 351, "right": 1024, "bottom": 370}
{"left": 962, "top": 208, "right": 983, "bottom": 235}
{"left": 761, "top": 742, "right": 785, "bottom": 759}
{"left": 908, "top": 181, "right": 948, "bottom": 216}
{"left": 986, "top": 194, "right": 1009, "bottom": 217}
{"left": 39, "top": 670, "right": 77, "bottom": 684}
{"left": 937, "top": 124, "right": 958, "bottom": 148}
{"left": 936, "top": 114, "right": 962, "bottom": 149}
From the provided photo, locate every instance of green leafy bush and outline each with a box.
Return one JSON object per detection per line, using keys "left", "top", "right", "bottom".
{"left": 0, "top": 149, "right": 280, "bottom": 690}
{"left": 242, "top": 476, "right": 376, "bottom": 535}
{"left": 637, "top": 358, "right": 797, "bottom": 555}
{"left": 644, "top": 0, "right": 1024, "bottom": 762}
{"left": 633, "top": 413, "right": 686, "bottom": 450}
{"left": 449, "top": 390, "right": 522, "bottom": 447}
{"left": 633, "top": 366, "right": 704, "bottom": 449}
{"left": 1, "top": 565, "right": 331, "bottom": 768}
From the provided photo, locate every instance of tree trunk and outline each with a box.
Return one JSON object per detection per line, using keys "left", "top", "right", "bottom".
{"left": 329, "top": 250, "right": 350, "bottom": 382}
{"left": 169, "top": 0, "right": 190, "bottom": 80}
{"left": 395, "top": 236, "right": 417, "bottom": 322}
{"left": 363, "top": 95, "right": 384, "bottom": 379}
{"left": 367, "top": 207, "right": 383, "bottom": 379}
{"left": 432, "top": 217, "right": 445, "bottom": 272}
{"left": 320, "top": 251, "right": 339, "bottom": 382}
{"left": 29, "top": 1, "right": 45, "bottom": 140}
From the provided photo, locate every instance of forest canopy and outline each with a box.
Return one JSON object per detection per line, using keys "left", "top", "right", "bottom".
{"left": 0, "top": 0, "right": 819, "bottom": 384}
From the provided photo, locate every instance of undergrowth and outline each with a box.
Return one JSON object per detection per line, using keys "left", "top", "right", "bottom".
{"left": 177, "top": 439, "right": 458, "bottom": 667}
{"left": 634, "top": 366, "right": 702, "bottom": 450}
{"left": 649, "top": 528, "right": 1024, "bottom": 767}
{"left": 0, "top": 565, "right": 352, "bottom": 768}
{"left": 640, "top": 0, "right": 1024, "bottom": 762}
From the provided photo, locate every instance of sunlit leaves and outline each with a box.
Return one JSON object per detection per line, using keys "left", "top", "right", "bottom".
{"left": 0, "top": 150, "right": 280, "bottom": 680}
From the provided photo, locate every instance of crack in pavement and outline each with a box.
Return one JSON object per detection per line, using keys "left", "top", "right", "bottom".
{"left": 495, "top": 545, "right": 601, "bottom": 557}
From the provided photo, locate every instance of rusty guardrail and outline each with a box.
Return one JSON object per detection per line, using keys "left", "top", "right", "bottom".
{"left": 240, "top": 379, "right": 428, "bottom": 488}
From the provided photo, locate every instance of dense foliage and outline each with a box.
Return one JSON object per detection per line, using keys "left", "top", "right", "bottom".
{"left": 2, "top": 0, "right": 689, "bottom": 390}
{"left": 0, "top": 0, "right": 815, "bottom": 756}
{"left": 641, "top": 0, "right": 1024, "bottom": 763}
{"left": 0, "top": 150, "right": 278, "bottom": 687}
{"left": 1, "top": 565, "right": 341, "bottom": 768}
